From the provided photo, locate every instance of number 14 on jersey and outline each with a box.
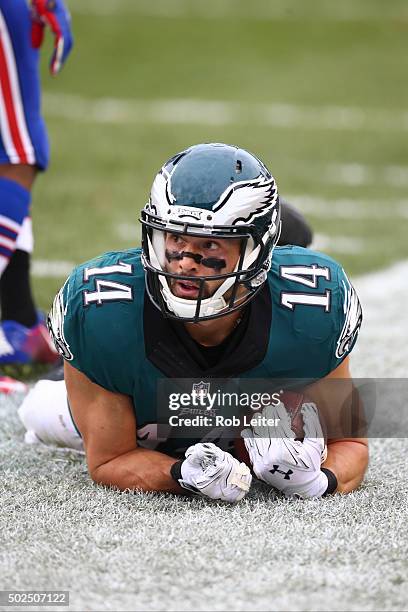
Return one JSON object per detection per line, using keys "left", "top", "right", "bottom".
{"left": 279, "top": 265, "right": 331, "bottom": 311}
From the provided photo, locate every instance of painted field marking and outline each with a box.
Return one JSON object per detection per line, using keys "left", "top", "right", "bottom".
{"left": 286, "top": 195, "right": 408, "bottom": 219}
{"left": 43, "top": 93, "right": 408, "bottom": 133}
{"left": 32, "top": 260, "right": 74, "bottom": 278}
{"left": 311, "top": 234, "right": 366, "bottom": 254}
{"left": 290, "top": 163, "right": 408, "bottom": 190}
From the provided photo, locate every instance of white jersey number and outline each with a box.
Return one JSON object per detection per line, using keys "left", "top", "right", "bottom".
{"left": 280, "top": 264, "right": 331, "bottom": 311}
{"left": 83, "top": 262, "right": 133, "bottom": 306}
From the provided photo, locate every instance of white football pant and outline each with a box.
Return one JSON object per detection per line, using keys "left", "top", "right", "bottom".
{"left": 18, "top": 380, "right": 84, "bottom": 451}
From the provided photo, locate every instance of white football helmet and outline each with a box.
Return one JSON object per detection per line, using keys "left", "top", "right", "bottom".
{"left": 140, "top": 143, "right": 281, "bottom": 322}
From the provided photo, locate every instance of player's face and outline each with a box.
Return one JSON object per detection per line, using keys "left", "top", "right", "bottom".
{"left": 164, "top": 233, "right": 242, "bottom": 300}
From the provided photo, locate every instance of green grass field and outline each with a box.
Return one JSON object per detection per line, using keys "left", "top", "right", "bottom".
{"left": 31, "top": 0, "right": 408, "bottom": 310}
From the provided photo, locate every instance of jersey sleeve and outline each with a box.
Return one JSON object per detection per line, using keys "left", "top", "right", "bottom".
{"left": 47, "top": 265, "right": 84, "bottom": 367}
{"left": 269, "top": 246, "right": 363, "bottom": 380}
{"left": 47, "top": 250, "right": 145, "bottom": 394}
{"left": 330, "top": 265, "right": 363, "bottom": 371}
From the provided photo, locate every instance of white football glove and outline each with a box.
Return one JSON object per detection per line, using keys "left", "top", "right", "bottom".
{"left": 171, "top": 442, "right": 252, "bottom": 503}
{"left": 241, "top": 401, "right": 329, "bottom": 499}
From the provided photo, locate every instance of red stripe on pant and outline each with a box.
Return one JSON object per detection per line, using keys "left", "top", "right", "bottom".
{"left": 0, "top": 35, "right": 29, "bottom": 164}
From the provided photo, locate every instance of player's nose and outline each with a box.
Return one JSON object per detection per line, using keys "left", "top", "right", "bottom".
{"left": 178, "top": 252, "right": 199, "bottom": 274}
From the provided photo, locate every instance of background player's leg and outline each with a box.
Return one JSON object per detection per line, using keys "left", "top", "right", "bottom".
{"left": 0, "top": 4, "right": 58, "bottom": 366}
{"left": 0, "top": 164, "right": 37, "bottom": 326}
{"left": 0, "top": 224, "right": 37, "bottom": 328}
{"left": 18, "top": 379, "right": 84, "bottom": 451}
{"left": 278, "top": 199, "right": 313, "bottom": 248}
{"left": 0, "top": 165, "right": 59, "bottom": 365}
{"left": 0, "top": 171, "right": 32, "bottom": 277}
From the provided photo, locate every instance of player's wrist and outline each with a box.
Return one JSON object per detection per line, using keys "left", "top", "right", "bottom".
{"left": 169, "top": 459, "right": 199, "bottom": 495}
{"left": 170, "top": 459, "right": 183, "bottom": 483}
{"left": 321, "top": 467, "right": 338, "bottom": 496}
{"left": 280, "top": 469, "right": 328, "bottom": 499}
{"left": 289, "top": 468, "right": 337, "bottom": 498}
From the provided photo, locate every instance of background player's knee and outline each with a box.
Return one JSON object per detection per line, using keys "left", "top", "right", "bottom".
{"left": 18, "top": 380, "right": 84, "bottom": 451}
{"left": 0, "top": 177, "right": 31, "bottom": 276}
{"left": 0, "top": 164, "right": 37, "bottom": 191}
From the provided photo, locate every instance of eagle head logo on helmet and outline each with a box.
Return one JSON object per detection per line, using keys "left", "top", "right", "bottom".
{"left": 140, "top": 143, "right": 281, "bottom": 322}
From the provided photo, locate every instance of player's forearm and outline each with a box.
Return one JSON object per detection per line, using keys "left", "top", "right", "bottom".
{"left": 90, "top": 447, "right": 183, "bottom": 494}
{"left": 323, "top": 439, "right": 369, "bottom": 493}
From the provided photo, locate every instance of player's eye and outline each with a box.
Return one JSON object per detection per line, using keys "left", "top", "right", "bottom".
{"left": 170, "top": 234, "right": 183, "bottom": 245}
{"left": 203, "top": 241, "right": 219, "bottom": 251}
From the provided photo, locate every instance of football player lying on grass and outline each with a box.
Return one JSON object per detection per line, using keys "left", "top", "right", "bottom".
{"left": 19, "top": 143, "right": 368, "bottom": 503}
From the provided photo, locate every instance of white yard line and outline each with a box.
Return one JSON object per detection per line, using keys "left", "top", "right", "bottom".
{"left": 115, "top": 222, "right": 141, "bottom": 241}
{"left": 286, "top": 195, "right": 408, "bottom": 219}
{"left": 32, "top": 260, "right": 74, "bottom": 278}
{"left": 311, "top": 234, "right": 366, "bottom": 254}
{"left": 290, "top": 163, "right": 408, "bottom": 190}
{"left": 43, "top": 92, "right": 408, "bottom": 133}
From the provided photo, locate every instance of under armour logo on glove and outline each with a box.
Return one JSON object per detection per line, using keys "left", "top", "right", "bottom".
{"left": 242, "top": 402, "right": 329, "bottom": 498}
{"left": 270, "top": 465, "right": 293, "bottom": 480}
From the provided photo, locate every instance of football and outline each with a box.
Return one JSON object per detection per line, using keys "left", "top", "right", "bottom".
{"left": 277, "top": 390, "right": 306, "bottom": 440}
{"left": 234, "top": 390, "right": 308, "bottom": 466}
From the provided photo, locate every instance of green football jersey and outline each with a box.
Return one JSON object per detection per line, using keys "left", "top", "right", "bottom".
{"left": 48, "top": 246, "right": 362, "bottom": 456}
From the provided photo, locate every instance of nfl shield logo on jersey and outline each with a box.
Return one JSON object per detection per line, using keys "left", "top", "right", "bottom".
{"left": 192, "top": 380, "right": 210, "bottom": 399}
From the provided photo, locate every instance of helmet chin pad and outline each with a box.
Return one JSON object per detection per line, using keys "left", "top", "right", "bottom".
{"left": 161, "top": 284, "right": 228, "bottom": 319}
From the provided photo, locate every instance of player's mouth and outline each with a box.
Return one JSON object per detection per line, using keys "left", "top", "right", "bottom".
{"left": 173, "top": 280, "right": 201, "bottom": 299}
